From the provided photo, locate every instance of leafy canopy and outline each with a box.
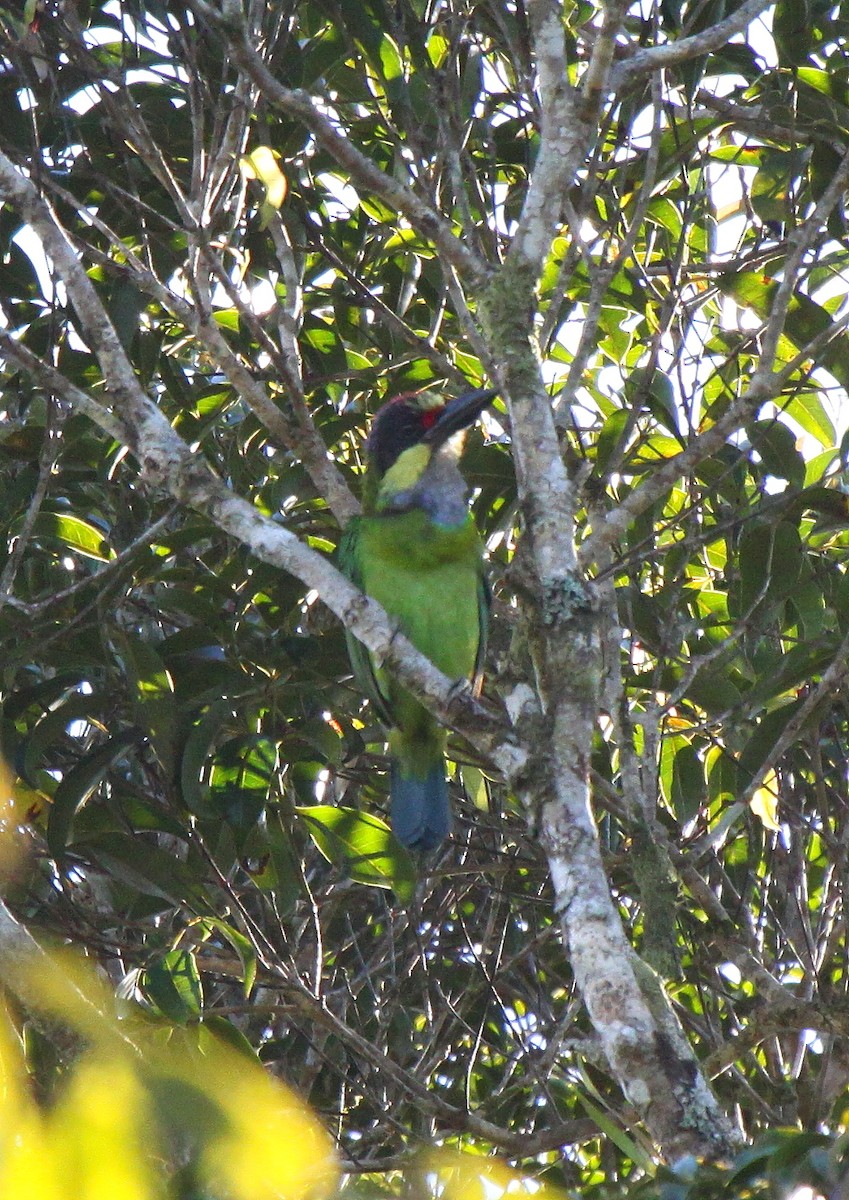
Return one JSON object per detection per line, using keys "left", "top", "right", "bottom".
{"left": 2, "top": 0, "right": 849, "bottom": 1192}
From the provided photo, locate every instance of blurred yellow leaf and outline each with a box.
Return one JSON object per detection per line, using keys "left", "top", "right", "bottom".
{"left": 0, "top": 1111, "right": 62, "bottom": 1200}
{"left": 0, "top": 1013, "right": 62, "bottom": 1199}
{"left": 196, "top": 1042, "right": 338, "bottom": 1200}
{"left": 18, "top": 950, "right": 125, "bottom": 1052}
{"left": 0, "top": 759, "right": 33, "bottom": 884}
{"left": 49, "top": 1054, "right": 154, "bottom": 1200}
{"left": 1, "top": 944, "right": 338, "bottom": 1200}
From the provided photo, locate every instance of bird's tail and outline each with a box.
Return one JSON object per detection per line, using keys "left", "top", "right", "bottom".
{"left": 390, "top": 757, "right": 450, "bottom": 852}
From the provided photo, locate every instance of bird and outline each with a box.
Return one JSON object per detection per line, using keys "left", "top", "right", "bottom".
{"left": 338, "top": 386, "right": 496, "bottom": 852}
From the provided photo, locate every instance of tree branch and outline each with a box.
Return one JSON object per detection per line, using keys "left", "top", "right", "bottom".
{"left": 612, "top": 0, "right": 775, "bottom": 89}
{"left": 0, "top": 332, "right": 132, "bottom": 444}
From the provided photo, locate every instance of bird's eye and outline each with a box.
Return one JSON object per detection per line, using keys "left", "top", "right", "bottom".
{"left": 421, "top": 408, "right": 442, "bottom": 430}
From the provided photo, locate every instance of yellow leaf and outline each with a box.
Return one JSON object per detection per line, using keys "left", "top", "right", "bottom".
{"left": 0, "top": 761, "right": 35, "bottom": 881}
{"left": 751, "top": 769, "right": 781, "bottom": 832}
{"left": 49, "top": 1054, "right": 154, "bottom": 1200}
{"left": 0, "top": 954, "right": 338, "bottom": 1200}
{"left": 0, "top": 1014, "right": 61, "bottom": 1200}
{"left": 17, "top": 949, "right": 125, "bottom": 1053}
{"left": 665, "top": 715, "right": 692, "bottom": 731}
{"left": 0, "top": 1111, "right": 62, "bottom": 1200}
{"left": 181, "top": 1041, "right": 337, "bottom": 1200}
{"left": 240, "top": 146, "right": 288, "bottom": 229}
{"left": 460, "top": 765, "right": 489, "bottom": 811}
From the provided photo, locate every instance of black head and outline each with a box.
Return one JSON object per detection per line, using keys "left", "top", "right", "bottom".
{"left": 368, "top": 392, "right": 441, "bottom": 478}
{"left": 368, "top": 387, "right": 497, "bottom": 477}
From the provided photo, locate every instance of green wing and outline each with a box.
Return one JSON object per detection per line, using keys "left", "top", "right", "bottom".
{"left": 336, "top": 517, "right": 395, "bottom": 728}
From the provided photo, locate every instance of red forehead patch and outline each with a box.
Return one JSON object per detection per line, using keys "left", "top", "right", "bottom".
{"left": 384, "top": 393, "right": 444, "bottom": 428}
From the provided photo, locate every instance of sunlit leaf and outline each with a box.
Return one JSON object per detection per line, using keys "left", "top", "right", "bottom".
{"left": 460, "top": 764, "right": 488, "bottom": 811}
{"left": 718, "top": 272, "right": 849, "bottom": 391}
{"left": 240, "top": 146, "right": 289, "bottom": 229}
{"left": 21, "top": 512, "right": 114, "bottom": 562}
{"left": 297, "top": 805, "right": 416, "bottom": 902}
{"left": 750, "top": 769, "right": 781, "bottom": 832}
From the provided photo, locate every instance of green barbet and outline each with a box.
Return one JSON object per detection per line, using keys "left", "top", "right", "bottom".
{"left": 339, "top": 387, "right": 496, "bottom": 851}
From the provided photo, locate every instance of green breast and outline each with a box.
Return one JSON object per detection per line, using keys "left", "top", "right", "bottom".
{"left": 357, "top": 509, "right": 483, "bottom": 680}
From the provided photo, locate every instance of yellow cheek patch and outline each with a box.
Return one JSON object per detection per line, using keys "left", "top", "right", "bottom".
{"left": 377, "top": 443, "right": 431, "bottom": 506}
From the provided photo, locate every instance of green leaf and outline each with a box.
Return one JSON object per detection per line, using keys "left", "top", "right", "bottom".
{"left": 739, "top": 698, "right": 806, "bottom": 785}
{"left": 47, "top": 732, "right": 138, "bottom": 856}
{"left": 746, "top": 419, "right": 805, "bottom": 488}
{"left": 143, "top": 949, "right": 203, "bottom": 1024}
{"left": 208, "top": 736, "right": 277, "bottom": 837}
{"left": 107, "top": 280, "right": 147, "bottom": 351}
{"left": 595, "top": 409, "right": 629, "bottom": 472}
{"left": 279, "top": 718, "right": 343, "bottom": 765}
{"left": 200, "top": 1015, "right": 259, "bottom": 1061}
{"left": 575, "top": 1092, "right": 655, "bottom": 1172}
{"left": 460, "top": 765, "right": 489, "bottom": 811}
{"left": 180, "top": 700, "right": 236, "bottom": 816}
{"left": 212, "top": 308, "right": 240, "bottom": 331}
{"left": 198, "top": 918, "right": 257, "bottom": 998}
{"left": 378, "top": 33, "right": 403, "bottom": 82}
{"left": 750, "top": 769, "right": 781, "bottom": 832}
{"left": 624, "top": 367, "right": 680, "bottom": 439}
{"left": 672, "top": 741, "right": 705, "bottom": 824}
{"left": 707, "top": 748, "right": 738, "bottom": 808}
{"left": 296, "top": 806, "right": 416, "bottom": 903}
{"left": 719, "top": 272, "right": 849, "bottom": 392}
{"left": 20, "top": 691, "right": 106, "bottom": 785}
{"left": 23, "top": 512, "right": 114, "bottom": 562}
{"left": 784, "top": 391, "right": 836, "bottom": 449}
{"left": 797, "top": 66, "right": 849, "bottom": 105}
{"left": 773, "top": 0, "right": 812, "bottom": 65}
{"left": 751, "top": 150, "right": 792, "bottom": 226}
{"left": 75, "top": 831, "right": 203, "bottom": 905}
{"left": 709, "top": 145, "right": 768, "bottom": 167}
{"left": 2, "top": 671, "right": 86, "bottom": 723}
{"left": 117, "top": 634, "right": 177, "bottom": 777}
{"left": 737, "top": 520, "right": 802, "bottom": 613}
{"left": 803, "top": 449, "right": 839, "bottom": 488}
{"left": 685, "top": 659, "right": 744, "bottom": 715}
{"left": 789, "top": 579, "right": 828, "bottom": 641}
